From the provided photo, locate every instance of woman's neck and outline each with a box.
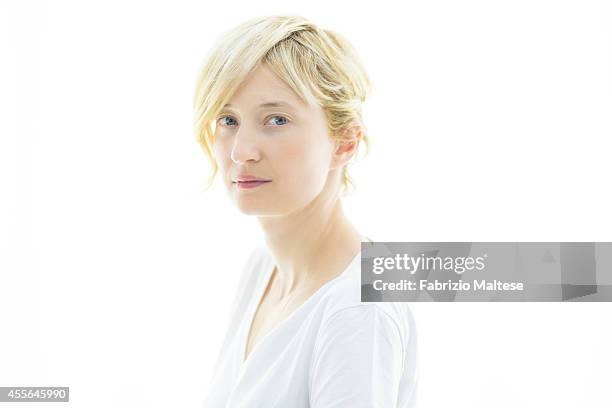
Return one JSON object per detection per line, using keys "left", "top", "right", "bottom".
{"left": 257, "top": 189, "right": 362, "bottom": 299}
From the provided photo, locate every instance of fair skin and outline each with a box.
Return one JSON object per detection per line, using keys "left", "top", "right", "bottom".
{"left": 212, "top": 63, "right": 364, "bottom": 362}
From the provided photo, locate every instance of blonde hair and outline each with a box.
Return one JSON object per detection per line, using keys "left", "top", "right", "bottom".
{"left": 192, "top": 15, "right": 373, "bottom": 196}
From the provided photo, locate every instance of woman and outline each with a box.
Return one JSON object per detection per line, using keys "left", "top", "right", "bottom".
{"left": 193, "top": 15, "right": 418, "bottom": 407}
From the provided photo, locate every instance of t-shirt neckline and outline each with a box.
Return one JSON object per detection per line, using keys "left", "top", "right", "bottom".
{"left": 239, "top": 247, "right": 361, "bottom": 367}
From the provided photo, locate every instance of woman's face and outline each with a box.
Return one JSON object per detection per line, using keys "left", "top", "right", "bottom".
{"left": 212, "top": 64, "right": 339, "bottom": 216}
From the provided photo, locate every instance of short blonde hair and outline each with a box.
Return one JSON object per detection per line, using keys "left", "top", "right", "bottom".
{"left": 193, "top": 15, "right": 372, "bottom": 196}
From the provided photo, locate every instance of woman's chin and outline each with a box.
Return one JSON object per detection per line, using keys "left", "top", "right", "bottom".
{"left": 233, "top": 199, "right": 276, "bottom": 216}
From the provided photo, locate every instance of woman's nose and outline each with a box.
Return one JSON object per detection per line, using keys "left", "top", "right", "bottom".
{"left": 230, "top": 126, "right": 261, "bottom": 164}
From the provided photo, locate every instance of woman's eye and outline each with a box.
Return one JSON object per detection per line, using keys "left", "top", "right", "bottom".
{"left": 217, "top": 115, "right": 289, "bottom": 127}
{"left": 218, "top": 116, "right": 237, "bottom": 127}
{"left": 267, "top": 116, "right": 289, "bottom": 126}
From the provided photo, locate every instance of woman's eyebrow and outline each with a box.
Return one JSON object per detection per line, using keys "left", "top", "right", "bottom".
{"left": 223, "top": 101, "right": 296, "bottom": 109}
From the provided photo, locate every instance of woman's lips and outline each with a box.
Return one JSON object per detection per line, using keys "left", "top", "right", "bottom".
{"left": 234, "top": 180, "right": 272, "bottom": 189}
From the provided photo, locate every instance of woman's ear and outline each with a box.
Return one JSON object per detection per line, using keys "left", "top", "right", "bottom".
{"left": 330, "top": 121, "right": 364, "bottom": 169}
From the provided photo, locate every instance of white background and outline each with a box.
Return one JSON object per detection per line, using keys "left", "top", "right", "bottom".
{"left": 1, "top": 0, "right": 611, "bottom": 407}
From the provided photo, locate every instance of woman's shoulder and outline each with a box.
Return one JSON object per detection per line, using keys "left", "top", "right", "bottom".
{"left": 227, "top": 244, "right": 274, "bottom": 311}
{"left": 316, "top": 262, "right": 414, "bottom": 332}
{"left": 239, "top": 244, "right": 273, "bottom": 278}
{"left": 246, "top": 243, "right": 271, "bottom": 263}
{"left": 311, "top": 255, "right": 416, "bottom": 346}
{"left": 245, "top": 244, "right": 275, "bottom": 280}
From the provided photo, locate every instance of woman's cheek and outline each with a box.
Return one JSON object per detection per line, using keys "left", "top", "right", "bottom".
{"left": 213, "top": 140, "right": 232, "bottom": 169}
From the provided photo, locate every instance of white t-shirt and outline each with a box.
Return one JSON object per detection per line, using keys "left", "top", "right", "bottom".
{"left": 201, "top": 243, "right": 418, "bottom": 407}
